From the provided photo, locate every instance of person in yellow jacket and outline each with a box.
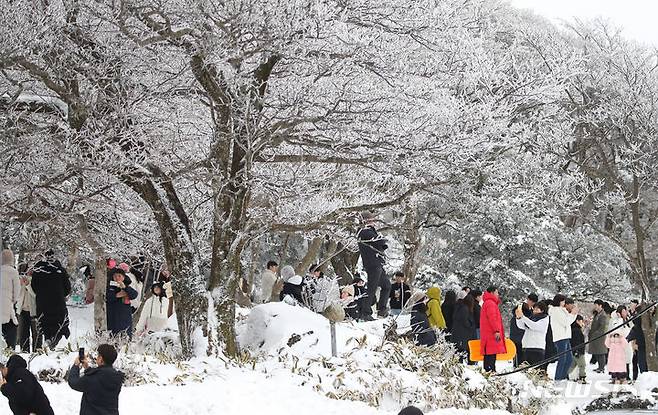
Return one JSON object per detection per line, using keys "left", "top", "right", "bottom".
{"left": 426, "top": 287, "right": 447, "bottom": 329}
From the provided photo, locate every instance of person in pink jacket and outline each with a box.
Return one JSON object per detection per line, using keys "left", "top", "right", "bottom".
{"left": 480, "top": 286, "right": 506, "bottom": 372}
{"left": 605, "top": 333, "right": 629, "bottom": 384}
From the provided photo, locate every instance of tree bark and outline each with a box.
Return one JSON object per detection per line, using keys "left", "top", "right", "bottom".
{"left": 641, "top": 309, "right": 658, "bottom": 371}
{"left": 296, "top": 237, "right": 324, "bottom": 275}
{"left": 122, "top": 172, "right": 206, "bottom": 358}
{"left": 93, "top": 257, "right": 107, "bottom": 332}
{"left": 402, "top": 207, "right": 422, "bottom": 284}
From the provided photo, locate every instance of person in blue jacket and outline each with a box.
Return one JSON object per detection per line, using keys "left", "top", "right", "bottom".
{"left": 106, "top": 268, "right": 138, "bottom": 338}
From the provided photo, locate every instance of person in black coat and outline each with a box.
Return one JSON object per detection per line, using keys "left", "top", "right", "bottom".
{"left": 627, "top": 311, "right": 647, "bottom": 380}
{"left": 30, "top": 250, "right": 72, "bottom": 347}
{"left": 68, "top": 344, "right": 124, "bottom": 415}
{"left": 467, "top": 289, "right": 482, "bottom": 338}
{"left": 389, "top": 272, "right": 411, "bottom": 315}
{"left": 106, "top": 269, "right": 138, "bottom": 338}
{"left": 569, "top": 315, "right": 587, "bottom": 382}
{"left": 441, "top": 290, "right": 457, "bottom": 334}
{"left": 0, "top": 355, "right": 54, "bottom": 415}
{"left": 279, "top": 275, "right": 305, "bottom": 305}
{"left": 409, "top": 293, "right": 437, "bottom": 347}
{"left": 451, "top": 294, "right": 477, "bottom": 363}
{"left": 357, "top": 212, "right": 391, "bottom": 318}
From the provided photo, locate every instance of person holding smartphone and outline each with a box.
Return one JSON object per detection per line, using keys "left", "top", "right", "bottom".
{"left": 68, "top": 344, "right": 124, "bottom": 415}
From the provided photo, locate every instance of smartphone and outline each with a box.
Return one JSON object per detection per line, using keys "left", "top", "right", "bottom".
{"left": 79, "top": 347, "right": 85, "bottom": 361}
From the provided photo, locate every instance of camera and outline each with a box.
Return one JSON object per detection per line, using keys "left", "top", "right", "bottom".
{"left": 109, "top": 281, "right": 120, "bottom": 287}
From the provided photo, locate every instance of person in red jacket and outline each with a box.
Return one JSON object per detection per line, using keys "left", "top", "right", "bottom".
{"left": 480, "top": 286, "right": 506, "bottom": 372}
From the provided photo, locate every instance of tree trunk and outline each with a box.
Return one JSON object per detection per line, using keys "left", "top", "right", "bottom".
{"left": 123, "top": 173, "right": 206, "bottom": 358}
{"left": 296, "top": 237, "right": 324, "bottom": 275}
{"left": 641, "top": 309, "right": 658, "bottom": 371}
{"left": 328, "top": 240, "right": 359, "bottom": 285}
{"left": 93, "top": 257, "right": 107, "bottom": 332}
{"left": 629, "top": 175, "right": 658, "bottom": 370}
{"left": 402, "top": 207, "right": 422, "bottom": 284}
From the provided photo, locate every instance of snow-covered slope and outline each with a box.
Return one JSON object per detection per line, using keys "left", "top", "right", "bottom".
{"left": 3, "top": 303, "right": 657, "bottom": 415}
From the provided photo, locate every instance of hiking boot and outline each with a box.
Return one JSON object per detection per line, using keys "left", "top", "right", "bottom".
{"left": 377, "top": 309, "right": 389, "bottom": 318}
{"left": 360, "top": 314, "right": 375, "bottom": 322}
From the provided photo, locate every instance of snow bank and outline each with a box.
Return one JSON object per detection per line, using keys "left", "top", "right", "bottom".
{"left": 237, "top": 303, "right": 547, "bottom": 414}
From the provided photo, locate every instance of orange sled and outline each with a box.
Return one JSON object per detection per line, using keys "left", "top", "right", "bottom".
{"left": 468, "top": 339, "right": 516, "bottom": 362}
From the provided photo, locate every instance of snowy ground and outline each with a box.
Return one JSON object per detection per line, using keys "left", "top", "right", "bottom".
{"left": 3, "top": 304, "right": 657, "bottom": 415}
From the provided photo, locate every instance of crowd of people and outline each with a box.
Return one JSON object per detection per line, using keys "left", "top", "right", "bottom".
{"left": 0, "top": 249, "right": 174, "bottom": 353}
{"left": 253, "top": 214, "right": 657, "bottom": 382}
{"left": 1, "top": 212, "right": 657, "bottom": 414}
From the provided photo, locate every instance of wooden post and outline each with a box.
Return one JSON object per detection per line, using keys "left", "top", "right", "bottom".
{"left": 330, "top": 321, "right": 337, "bottom": 357}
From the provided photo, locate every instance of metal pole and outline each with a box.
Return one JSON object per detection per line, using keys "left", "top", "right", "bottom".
{"left": 330, "top": 320, "right": 337, "bottom": 357}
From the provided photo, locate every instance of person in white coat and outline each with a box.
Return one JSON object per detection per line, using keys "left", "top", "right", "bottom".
{"left": 260, "top": 261, "right": 278, "bottom": 303}
{"left": 515, "top": 301, "right": 549, "bottom": 366}
{"left": 136, "top": 283, "right": 170, "bottom": 334}
{"left": 1, "top": 249, "right": 21, "bottom": 349}
{"left": 548, "top": 295, "right": 578, "bottom": 381}
{"left": 16, "top": 263, "right": 40, "bottom": 352}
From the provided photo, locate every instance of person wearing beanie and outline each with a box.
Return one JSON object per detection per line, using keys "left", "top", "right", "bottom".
{"left": 280, "top": 265, "right": 296, "bottom": 283}
{"left": 68, "top": 344, "right": 124, "bottom": 415}
{"left": 1, "top": 354, "right": 54, "bottom": 415}
{"left": 30, "top": 250, "right": 72, "bottom": 347}
{"left": 1, "top": 249, "right": 20, "bottom": 349}
{"left": 279, "top": 266, "right": 304, "bottom": 305}
{"left": 106, "top": 268, "right": 138, "bottom": 338}
{"left": 135, "top": 283, "right": 170, "bottom": 334}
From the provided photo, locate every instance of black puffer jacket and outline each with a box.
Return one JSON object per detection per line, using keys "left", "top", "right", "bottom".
{"left": 357, "top": 226, "right": 388, "bottom": 269}
{"left": 68, "top": 364, "right": 124, "bottom": 415}
{"left": 0, "top": 355, "right": 54, "bottom": 415}
{"left": 411, "top": 302, "right": 437, "bottom": 347}
{"left": 450, "top": 301, "right": 476, "bottom": 352}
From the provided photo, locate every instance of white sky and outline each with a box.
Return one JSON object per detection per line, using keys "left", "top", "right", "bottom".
{"left": 509, "top": 0, "right": 658, "bottom": 46}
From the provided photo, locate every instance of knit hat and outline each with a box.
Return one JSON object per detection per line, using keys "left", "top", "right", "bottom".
{"left": 118, "top": 262, "right": 131, "bottom": 273}
{"left": 280, "top": 265, "right": 296, "bottom": 282}
{"left": 151, "top": 282, "right": 165, "bottom": 296}
{"left": 107, "top": 258, "right": 117, "bottom": 269}
{"left": 398, "top": 406, "right": 424, "bottom": 415}
{"left": 288, "top": 275, "right": 303, "bottom": 285}
{"left": 1, "top": 249, "right": 14, "bottom": 266}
